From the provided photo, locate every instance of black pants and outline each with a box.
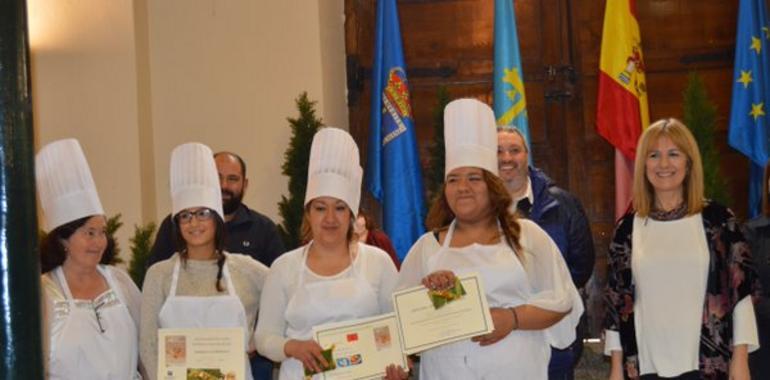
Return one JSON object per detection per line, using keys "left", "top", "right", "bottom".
{"left": 639, "top": 371, "right": 700, "bottom": 380}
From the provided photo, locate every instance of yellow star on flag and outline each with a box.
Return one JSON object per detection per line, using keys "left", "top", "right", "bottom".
{"left": 751, "top": 36, "right": 762, "bottom": 54}
{"left": 750, "top": 102, "right": 765, "bottom": 120}
{"left": 738, "top": 70, "right": 753, "bottom": 88}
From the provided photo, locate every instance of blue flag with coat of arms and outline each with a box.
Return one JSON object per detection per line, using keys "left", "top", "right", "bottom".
{"left": 494, "top": 0, "right": 530, "bottom": 145}
{"left": 365, "top": 0, "right": 426, "bottom": 260}
{"left": 729, "top": 0, "right": 770, "bottom": 217}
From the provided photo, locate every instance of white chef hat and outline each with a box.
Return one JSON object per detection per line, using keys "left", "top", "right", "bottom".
{"left": 35, "top": 138, "right": 105, "bottom": 232}
{"left": 304, "top": 127, "right": 362, "bottom": 213}
{"left": 170, "top": 142, "right": 223, "bottom": 220}
{"left": 444, "top": 98, "right": 499, "bottom": 176}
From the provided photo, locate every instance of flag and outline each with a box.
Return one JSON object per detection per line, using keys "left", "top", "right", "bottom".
{"left": 596, "top": 0, "right": 650, "bottom": 219}
{"left": 729, "top": 0, "right": 770, "bottom": 218}
{"left": 494, "top": 0, "right": 530, "bottom": 144}
{"left": 366, "top": 0, "right": 426, "bottom": 259}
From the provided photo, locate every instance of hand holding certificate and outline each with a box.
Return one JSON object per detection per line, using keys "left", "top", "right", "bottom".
{"left": 313, "top": 313, "right": 407, "bottom": 379}
{"left": 392, "top": 273, "right": 494, "bottom": 354}
{"left": 312, "top": 314, "right": 407, "bottom": 380}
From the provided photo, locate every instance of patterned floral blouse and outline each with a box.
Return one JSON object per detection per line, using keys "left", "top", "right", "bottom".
{"left": 604, "top": 201, "right": 759, "bottom": 379}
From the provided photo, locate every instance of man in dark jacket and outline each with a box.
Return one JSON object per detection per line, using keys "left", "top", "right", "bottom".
{"left": 498, "top": 127, "right": 595, "bottom": 380}
{"left": 148, "top": 151, "right": 284, "bottom": 380}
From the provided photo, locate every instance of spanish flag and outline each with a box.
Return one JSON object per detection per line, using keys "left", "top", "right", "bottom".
{"left": 596, "top": 0, "right": 649, "bottom": 219}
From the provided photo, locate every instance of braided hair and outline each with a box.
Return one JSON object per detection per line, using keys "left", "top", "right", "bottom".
{"left": 173, "top": 210, "right": 228, "bottom": 292}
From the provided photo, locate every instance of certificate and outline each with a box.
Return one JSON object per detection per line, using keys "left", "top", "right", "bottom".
{"left": 392, "top": 273, "right": 494, "bottom": 354}
{"left": 157, "top": 327, "right": 244, "bottom": 380}
{"left": 312, "top": 313, "right": 407, "bottom": 380}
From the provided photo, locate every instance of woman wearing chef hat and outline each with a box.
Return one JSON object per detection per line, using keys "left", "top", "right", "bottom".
{"left": 391, "top": 99, "right": 583, "bottom": 379}
{"left": 140, "top": 142, "right": 269, "bottom": 380}
{"left": 38, "top": 139, "right": 144, "bottom": 379}
{"left": 255, "top": 127, "right": 399, "bottom": 379}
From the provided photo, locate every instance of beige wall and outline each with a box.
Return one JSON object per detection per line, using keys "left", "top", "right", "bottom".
{"left": 28, "top": 0, "right": 144, "bottom": 258}
{"left": 28, "top": 0, "right": 348, "bottom": 262}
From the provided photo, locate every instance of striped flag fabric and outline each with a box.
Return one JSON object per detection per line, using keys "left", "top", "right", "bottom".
{"left": 596, "top": 0, "right": 650, "bottom": 219}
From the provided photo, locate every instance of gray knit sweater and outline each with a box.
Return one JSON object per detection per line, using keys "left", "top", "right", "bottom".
{"left": 139, "top": 252, "right": 268, "bottom": 380}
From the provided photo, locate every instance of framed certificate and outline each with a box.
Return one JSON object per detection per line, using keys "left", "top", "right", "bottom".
{"left": 157, "top": 327, "right": 245, "bottom": 380}
{"left": 312, "top": 313, "right": 407, "bottom": 380}
{"left": 392, "top": 273, "right": 494, "bottom": 354}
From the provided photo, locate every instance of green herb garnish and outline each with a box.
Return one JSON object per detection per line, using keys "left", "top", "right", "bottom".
{"left": 427, "top": 278, "right": 466, "bottom": 309}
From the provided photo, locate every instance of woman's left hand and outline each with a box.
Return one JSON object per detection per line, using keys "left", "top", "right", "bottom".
{"left": 384, "top": 363, "right": 410, "bottom": 380}
{"left": 729, "top": 345, "right": 750, "bottom": 380}
{"left": 471, "top": 307, "right": 516, "bottom": 346}
{"left": 421, "top": 270, "right": 456, "bottom": 291}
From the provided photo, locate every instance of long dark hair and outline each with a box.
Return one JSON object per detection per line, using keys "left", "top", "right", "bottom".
{"left": 426, "top": 169, "right": 522, "bottom": 255}
{"left": 40, "top": 215, "right": 116, "bottom": 273}
{"left": 173, "top": 210, "right": 227, "bottom": 292}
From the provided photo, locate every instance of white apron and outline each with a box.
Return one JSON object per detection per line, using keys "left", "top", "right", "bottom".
{"left": 280, "top": 243, "right": 380, "bottom": 380}
{"left": 48, "top": 266, "right": 140, "bottom": 380}
{"left": 158, "top": 255, "right": 253, "bottom": 380}
{"left": 419, "top": 221, "right": 550, "bottom": 380}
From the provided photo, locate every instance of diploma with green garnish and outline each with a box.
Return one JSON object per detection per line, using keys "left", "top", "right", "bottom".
{"left": 311, "top": 313, "right": 407, "bottom": 379}
{"left": 391, "top": 273, "right": 494, "bottom": 354}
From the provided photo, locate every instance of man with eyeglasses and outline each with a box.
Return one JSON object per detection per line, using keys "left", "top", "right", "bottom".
{"left": 497, "top": 127, "right": 595, "bottom": 380}
{"left": 147, "top": 151, "right": 284, "bottom": 380}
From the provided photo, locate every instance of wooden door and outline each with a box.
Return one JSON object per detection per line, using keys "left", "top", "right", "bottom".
{"left": 345, "top": 0, "right": 611, "bottom": 336}
{"left": 346, "top": 0, "right": 746, "bottom": 336}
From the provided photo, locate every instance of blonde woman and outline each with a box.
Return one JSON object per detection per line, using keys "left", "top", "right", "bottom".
{"left": 604, "top": 118, "right": 759, "bottom": 379}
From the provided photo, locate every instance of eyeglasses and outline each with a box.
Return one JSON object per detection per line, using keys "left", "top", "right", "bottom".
{"left": 177, "top": 208, "right": 215, "bottom": 224}
{"left": 77, "top": 227, "right": 107, "bottom": 240}
{"left": 93, "top": 301, "right": 106, "bottom": 333}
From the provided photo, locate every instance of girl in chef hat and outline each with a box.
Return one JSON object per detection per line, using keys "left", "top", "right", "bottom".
{"left": 140, "top": 142, "right": 268, "bottom": 380}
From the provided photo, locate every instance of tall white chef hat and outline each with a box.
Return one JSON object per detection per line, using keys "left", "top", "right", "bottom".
{"left": 35, "top": 138, "right": 105, "bottom": 232}
{"left": 304, "top": 127, "right": 363, "bottom": 213}
{"left": 170, "top": 142, "right": 223, "bottom": 220}
{"left": 444, "top": 98, "right": 499, "bottom": 176}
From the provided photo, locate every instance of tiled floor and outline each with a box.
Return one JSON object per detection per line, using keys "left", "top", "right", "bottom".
{"left": 575, "top": 341, "right": 609, "bottom": 380}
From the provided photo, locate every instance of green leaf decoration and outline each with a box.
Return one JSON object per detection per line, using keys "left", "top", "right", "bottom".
{"left": 427, "top": 277, "right": 466, "bottom": 309}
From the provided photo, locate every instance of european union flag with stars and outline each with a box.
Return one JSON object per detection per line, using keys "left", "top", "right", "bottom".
{"left": 729, "top": 0, "right": 770, "bottom": 217}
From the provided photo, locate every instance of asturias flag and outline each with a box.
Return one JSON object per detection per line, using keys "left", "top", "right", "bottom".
{"left": 729, "top": 0, "right": 770, "bottom": 217}
{"left": 366, "top": 0, "right": 426, "bottom": 259}
{"left": 494, "top": 0, "right": 530, "bottom": 144}
{"left": 596, "top": 0, "right": 650, "bottom": 219}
